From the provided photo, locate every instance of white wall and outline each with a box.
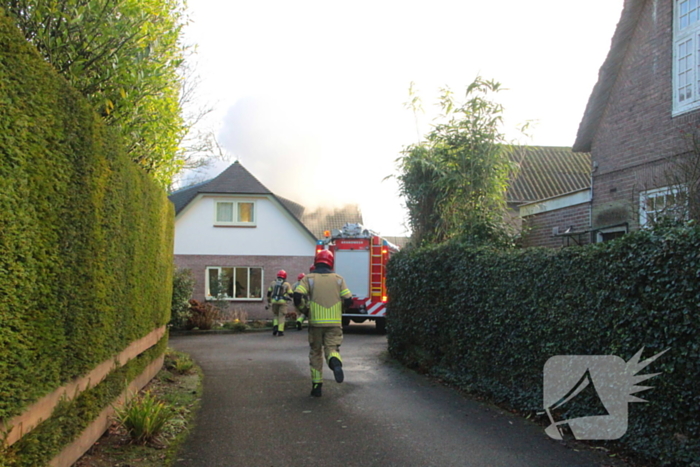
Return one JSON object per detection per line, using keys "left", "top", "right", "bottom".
{"left": 174, "top": 195, "right": 317, "bottom": 256}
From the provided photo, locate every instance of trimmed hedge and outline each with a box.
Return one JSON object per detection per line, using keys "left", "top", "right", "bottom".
{"left": 387, "top": 226, "right": 700, "bottom": 465}
{"left": 0, "top": 3, "right": 173, "bottom": 445}
{"left": 0, "top": 336, "right": 168, "bottom": 467}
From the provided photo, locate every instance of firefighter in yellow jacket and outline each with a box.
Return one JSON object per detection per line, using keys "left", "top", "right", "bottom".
{"left": 267, "top": 270, "right": 293, "bottom": 337}
{"left": 294, "top": 250, "right": 352, "bottom": 397}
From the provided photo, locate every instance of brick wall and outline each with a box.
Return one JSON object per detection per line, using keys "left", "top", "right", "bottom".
{"left": 521, "top": 203, "right": 591, "bottom": 248}
{"left": 590, "top": 0, "right": 700, "bottom": 230}
{"left": 175, "top": 254, "right": 314, "bottom": 320}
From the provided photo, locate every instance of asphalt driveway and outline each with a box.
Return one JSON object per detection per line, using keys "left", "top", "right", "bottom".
{"left": 169, "top": 323, "right": 620, "bottom": 467}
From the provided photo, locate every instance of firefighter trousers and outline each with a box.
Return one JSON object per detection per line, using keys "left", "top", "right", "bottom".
{"left": 308, "top": 326, "right": 342, "bottom": 384}
{"left": 271, "top": 303, "right": 287, "bottom": 332}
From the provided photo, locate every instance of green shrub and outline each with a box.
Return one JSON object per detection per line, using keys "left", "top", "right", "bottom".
{"left": 387, "top": 225, "right": 700, "bottom": 465}
{"left": 115, "top": 391, "right": 174, "bottom": 445}
{"left": 170, "top": 268, "right": 195, "bottom": 329}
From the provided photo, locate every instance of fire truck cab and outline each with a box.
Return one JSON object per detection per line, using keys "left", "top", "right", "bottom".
{"left": 316, "top": 223, "right": 399, "bottom": 333}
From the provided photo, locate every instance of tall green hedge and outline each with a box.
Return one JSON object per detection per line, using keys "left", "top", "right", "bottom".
{"left": 0, "top": 4, "right": 173, "bottom": 434}
{"left": 387, "top": 226, "right": 700, "bottom": 465}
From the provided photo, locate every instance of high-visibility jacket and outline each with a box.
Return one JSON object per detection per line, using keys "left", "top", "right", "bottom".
{"left": 293, "top": 280, "right": 309, "bottom": 312}
{"left": 295, "top": 273, "right": 351, "bottom": 327}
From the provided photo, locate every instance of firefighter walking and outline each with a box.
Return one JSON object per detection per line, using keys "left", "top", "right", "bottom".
{"left": 294, "top": 250, "right": 352, "bottom": 397}
{"left": 267, "top": 270, "right": 293, "bottom": 336}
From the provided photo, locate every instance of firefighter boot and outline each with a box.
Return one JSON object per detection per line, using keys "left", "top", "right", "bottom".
{"left": 296, "top": 321, "right": 302, "bottom": 331}
{"left": 272, "top": 325, "right": 278, "bottom": 336}
{"left": 278, "top": 331, "right": 284, "bottom": 337}
{"left": 310, "top": 383, "right": 322, "bottom": 397}
{"left": 329, "top": 357, "right": 344, "bottom": 383}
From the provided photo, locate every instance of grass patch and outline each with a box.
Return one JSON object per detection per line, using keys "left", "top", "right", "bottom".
{"left": 74, "top": 348, "right": 202, "bottom": 467}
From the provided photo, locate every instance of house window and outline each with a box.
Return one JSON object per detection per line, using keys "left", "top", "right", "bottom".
{"left": 639, "top": 186, "right": 688, "bottom": 227}
{"left": 206, "top": 267, "right": 263, "bottom": 300}
{"left": 595, "top": 225, "right": 628, "bottom": 243}
{"left": 674, "top": 0, "right": 700, "bottom": 114}
{"left": 214, "top": 200, "right": 256, "bottom": 226}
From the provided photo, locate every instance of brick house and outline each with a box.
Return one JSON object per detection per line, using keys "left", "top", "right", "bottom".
{"left": 573, "top": 0, "right": 699, "bottom": 240}
{"left": 169, "top": 161, "right": 362, "bottom": 319}
{"left": 508, "top": 146, "right": 592, "bottom": 248}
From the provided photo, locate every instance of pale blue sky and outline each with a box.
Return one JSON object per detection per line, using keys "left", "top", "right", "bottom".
{"left": 179, "top": 0, "right": 625, "bottom": 237}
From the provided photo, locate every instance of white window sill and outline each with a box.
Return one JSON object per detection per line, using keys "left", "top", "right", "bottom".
{"left": 213, "top": 223, "right": 257, "bottom": 228}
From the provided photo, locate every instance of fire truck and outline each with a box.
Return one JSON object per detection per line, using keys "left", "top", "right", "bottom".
{"left": 315, "top": 223, "right": 400, "bottom": 333}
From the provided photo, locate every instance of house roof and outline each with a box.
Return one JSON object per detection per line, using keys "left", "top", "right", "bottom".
{"left": 573, "top": 0, "right": 642, "bottom": 152}
{"left": 507, "top": 146, "right": 591, "bottom": 204}
{"left": 169, "top": 161, "right": 363, "bottom": 240}
{"left": 169, "top": 162, "right": 273, "bottom": 215}
{"left": 383, "top": 236, "right": 410, "bottom": 249}
{"left": 300, "top": 205, "right": 364, "bottom": 239}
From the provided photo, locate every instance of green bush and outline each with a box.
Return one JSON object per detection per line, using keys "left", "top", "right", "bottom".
{"left": 387, "top": 225, "right": 700, "bottom": 465}
{"left": 170, "top": 268, "right": 195, "bottom": 329}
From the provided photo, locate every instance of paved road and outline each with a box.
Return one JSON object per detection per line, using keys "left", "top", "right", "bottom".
{"left": 170, "top": 324, "right": 617, "bottom": 467}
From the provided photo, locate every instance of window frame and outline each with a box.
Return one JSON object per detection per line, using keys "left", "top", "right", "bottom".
{"left": 673, "top": 0, "right": 700, "bottom": 115}
{"left": 639, "top": 185, "right": 688, "bottom": 227}
{"left": 595, "top": 225, "right": 628, "bottom": 243}
{"left": 205, "top": 266, "right": 264, "bottom": 301}
{"left": 213, "top": 199, "right": 256, "bottom": 227}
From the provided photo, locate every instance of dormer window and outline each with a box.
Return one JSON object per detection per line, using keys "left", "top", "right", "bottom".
{"left": 215, "top": 200, "right": 256, "bottom": 226}
{"left": 674, "top": 0, "right": 700, "bottom": 114}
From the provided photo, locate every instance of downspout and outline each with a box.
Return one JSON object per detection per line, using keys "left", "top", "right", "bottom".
{"left": 590, "top": 160, "right": 598, "bottom": 242}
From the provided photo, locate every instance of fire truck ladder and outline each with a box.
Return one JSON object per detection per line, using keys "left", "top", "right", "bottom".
{"left": 370, "top": 237, "right": 385, "bottom": 304}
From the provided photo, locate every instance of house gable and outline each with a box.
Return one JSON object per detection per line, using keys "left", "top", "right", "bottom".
{"left": 169, "top": 161, "right": 318, "bottom": 256}
{"left": 169, "top": 161, "right": 367, "bottom": 255}
{"left": 573, "top": 0, "right": 646, "bottom": 153}
{"left": 173, "top": 192, "right": 316, "bottom": 256}
{"left": 574, "top": 0, "right": 700, "bottom": 232}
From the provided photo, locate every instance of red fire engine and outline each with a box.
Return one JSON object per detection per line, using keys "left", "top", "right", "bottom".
{"left": 316, "top": 223, "right": 400, "bottom": 333}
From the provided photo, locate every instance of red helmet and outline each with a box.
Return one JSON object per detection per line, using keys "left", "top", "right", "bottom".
{"left": 277, "top": 270, "right": 287, "bottom": 279}
{"left": 309, "top": 265, "right": 315, "bottom": 272}
{"left": 314, "top": 249, "right": 334, "bottom": 268}
{"left": 297, "top": 273, "right": 305, "bottom": 281}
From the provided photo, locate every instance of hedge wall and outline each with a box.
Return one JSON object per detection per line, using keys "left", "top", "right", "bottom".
{"left": 0, "top": 3, "right": 173, "bottom": 446}
{"left": 387, "top": 226, "right": 700, "bottom": 465}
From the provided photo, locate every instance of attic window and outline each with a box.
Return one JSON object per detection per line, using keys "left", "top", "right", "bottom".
{"left": 674, "top": 0, "right": 700, "bottom": 114}
{"left": 215, "top": 200, "right": 256, "bottom": 226}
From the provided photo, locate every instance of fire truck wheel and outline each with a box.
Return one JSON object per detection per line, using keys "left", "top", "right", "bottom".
{"left": 375, "top": 318, "right": 387, "bottom": 334}
{"left": 342, "top": 317, "right": 351, "bottom": 327}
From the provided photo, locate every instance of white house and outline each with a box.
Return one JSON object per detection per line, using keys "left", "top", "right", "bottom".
{"left": 169, "top": 161, "right": 362, "bottom": 320}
